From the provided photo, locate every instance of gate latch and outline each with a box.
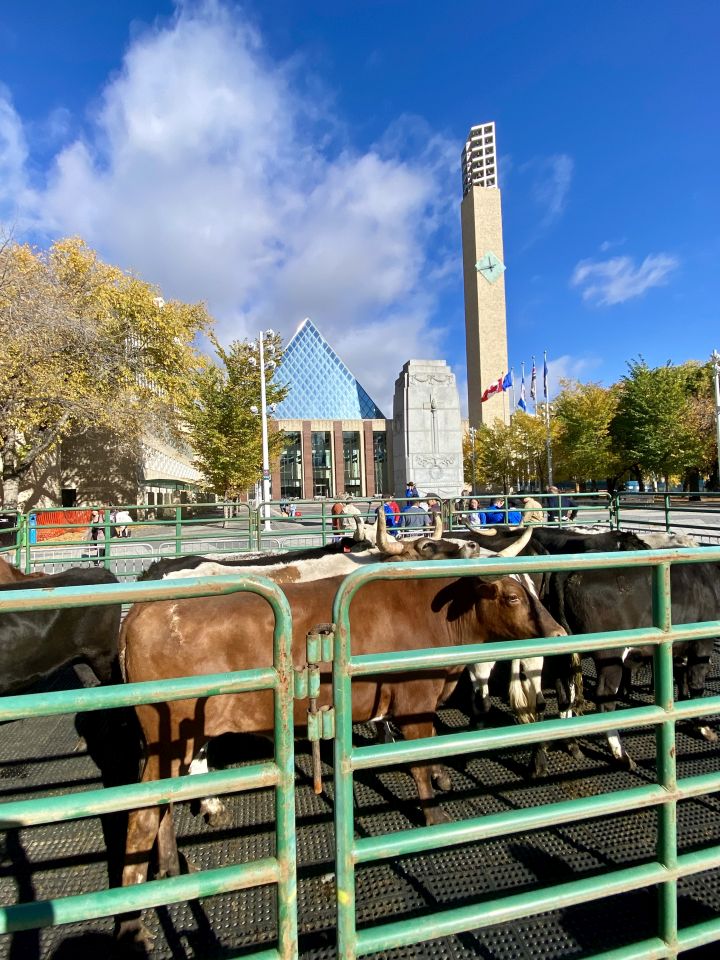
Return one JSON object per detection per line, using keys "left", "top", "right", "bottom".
{"left": 294, "top": 623, "right": 335, "bottom": 795}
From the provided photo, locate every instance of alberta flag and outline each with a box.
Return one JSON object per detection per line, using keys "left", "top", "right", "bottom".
{"left": 518, "top": 363, "right": 527, "bottom": 411}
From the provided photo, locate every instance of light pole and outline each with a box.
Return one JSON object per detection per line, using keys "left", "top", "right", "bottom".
{"left": 711, "top": 350, "right": 720, "bottom": 489}
{"left": 469, "top": 427, "right": 477, "bottom": 494}
{"left": 250, "top": 329, "right": 276, "bottom": 530}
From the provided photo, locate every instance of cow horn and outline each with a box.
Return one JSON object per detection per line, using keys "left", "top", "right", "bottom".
{"left": 376, "top": 503, "right": 404, "bottom": 555}
{"left": 496, "top": 527, "right": 532, "bottom": 557}
{"left": 352, "top": 516, "right": 366, "bottom": 541}
{"left": 462, "top": 520, "right": 497, "bottom": 537}
{"left": 431, "top": 511, "right": 443, "bottom": 539}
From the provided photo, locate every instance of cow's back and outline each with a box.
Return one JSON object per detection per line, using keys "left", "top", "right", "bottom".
{"left": 0, "top": 567, "right": 121, "bottom": 694}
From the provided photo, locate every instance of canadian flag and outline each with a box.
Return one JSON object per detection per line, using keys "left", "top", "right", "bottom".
{"left": 481, "top": 377, "right": 503, "bottom": 403}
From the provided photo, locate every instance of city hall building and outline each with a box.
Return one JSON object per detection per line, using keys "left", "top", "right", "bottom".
{"left": 271, "top": 318, "right": 393, "bottom": 500}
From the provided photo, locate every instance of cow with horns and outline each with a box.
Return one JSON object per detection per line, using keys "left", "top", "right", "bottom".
{"left": 116, "top": 515, "right": 564, "bottom": 948}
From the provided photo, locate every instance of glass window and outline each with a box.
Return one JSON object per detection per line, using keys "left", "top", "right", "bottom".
{"left": 311, "top": 431, "right": 333, "bottom": 498}
{"left": 280, "top": 431, "right": 302, "bottom": 500}
{"left": 343, "top": 431, "right": 362, "bottom": 497}
{"left": 373, "top": 431, "right": 388, "bottom": 496}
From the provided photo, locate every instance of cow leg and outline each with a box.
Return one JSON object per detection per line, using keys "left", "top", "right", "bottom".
{"left": 116, "top": 799, "right": 161, "bottom": 950}
{"left": 189, "top": 744, "right": 232, "bottom": 828}
{"left": 556, "top": 666, "right": 583, "bottom": 761}
{"left": 467, "top": 661, "right": 493, "bottom": 720}
{"left": 396, "top": 716, "right": 450, "bottom": 826}
{"left": 596, "top": 658, "right": 636, "bottom": 771}
{"left": 682, "top": 642, "right": 716, "bottom": 742}
{"left": 155, "top": 806, "right": 180, "bottom": 878}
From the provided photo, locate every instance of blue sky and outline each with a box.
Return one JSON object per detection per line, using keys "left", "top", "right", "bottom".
{"left": 2, "top": 1, "right": 718, "bottom": 416}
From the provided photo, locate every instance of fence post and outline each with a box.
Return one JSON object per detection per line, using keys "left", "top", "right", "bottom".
{"left": 664, "top": 493, "right": 671, "bottom": 533}
{"left": 102, "top": 508, "right": 112, "bottom": 569}
{"left": 175, "top": 506, "right": 183, "bottom": 557}
{"left": 15, "top": 512, "right": 25, "bottom": 569}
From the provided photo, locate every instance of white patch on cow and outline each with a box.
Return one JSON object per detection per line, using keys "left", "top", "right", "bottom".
{"left": 164, "top": 550, "right": 378, "bottom": 584}
{"left": 607, "top": 731, "right": 625, "bottom": 760}
{"left": 200, "top": 796, "right": 227, "bottom": 818}
{"left": 188, "top": 754, "right": 208, "bottom": 776}
{"left": 636, "top": 531, "right": 699, "bottom": 548}
{"left": 468, "top": 661, "right": 492, "bottom": 703}
{"left": 622, "top": 647, "right": 631, "bottom": 662}
{"left": 559, "top": 708, "right": 573, "bottom": 720}
{"left": 698, "top": 725, "right": 717, "bottom": 742}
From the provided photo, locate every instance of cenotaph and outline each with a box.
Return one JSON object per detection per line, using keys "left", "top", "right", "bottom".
{"left": 391, "top": 360, "right": 465, "bottom": 499}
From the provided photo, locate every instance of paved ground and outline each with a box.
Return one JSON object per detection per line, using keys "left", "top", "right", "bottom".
{"left": 1, "top": 663, "right": 719, "bottom": 959}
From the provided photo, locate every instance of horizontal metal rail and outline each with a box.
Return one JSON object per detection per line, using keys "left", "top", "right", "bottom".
{"left": 0, "top": 572, "right": 297, "bottom": 958}
{"left": 332, "top": 546, "right": 720, "bottom": 959}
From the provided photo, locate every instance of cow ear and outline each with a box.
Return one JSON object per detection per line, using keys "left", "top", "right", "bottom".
{"left": 475, "top": 578, "right": 501, "bottom": 599}
{"left": 416, "top": 540, "right": 438, "bottom": 559}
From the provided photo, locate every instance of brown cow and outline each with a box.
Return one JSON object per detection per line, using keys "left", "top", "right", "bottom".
{"left": 0, "top": 557, "right": 44, "bottom": 583}
{"left": 117, "top": 566, "right": 564, "bottom": 947}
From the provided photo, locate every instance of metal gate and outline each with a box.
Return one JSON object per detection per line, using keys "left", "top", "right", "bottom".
{"left": 330, "top": 548, "right": 720, "bottom": 959}
{"left": 0, "top": 573, "right": 298, "bottom": 959}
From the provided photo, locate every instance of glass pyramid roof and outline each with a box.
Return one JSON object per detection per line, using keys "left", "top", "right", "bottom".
{"left": 275, "top": 318, "right": 385, "bottom": 420}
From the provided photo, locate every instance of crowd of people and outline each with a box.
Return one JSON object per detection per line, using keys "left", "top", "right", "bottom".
{"left": 277, "top": 481, "right": 578, "bottom": 542}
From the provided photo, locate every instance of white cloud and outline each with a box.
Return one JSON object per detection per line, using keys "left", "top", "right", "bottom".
{"left": 0, "top": 84, "right": 37, "bottom": 224}
{"left": 1, "top": 2, "right": 456, "bottom": 414}
{"left": 571, "top": 253, "right": 679, "bottom": 306}
{"left": 547, "top": 354, "right": 602, "bottom": 394}
{"left": 599, "top": 237, "right": 626, "bottom": 253}
{"left": 529, "top": 153, "right": 574, "bottom": 227}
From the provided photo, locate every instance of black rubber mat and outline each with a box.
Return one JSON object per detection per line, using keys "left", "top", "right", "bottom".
{"left": 1, "top": 655, "right": 719, "bottom": 960}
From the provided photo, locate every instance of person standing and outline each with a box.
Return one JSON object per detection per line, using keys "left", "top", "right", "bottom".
{"left": 521, "top": 496, "right": 545, "bottom": 524}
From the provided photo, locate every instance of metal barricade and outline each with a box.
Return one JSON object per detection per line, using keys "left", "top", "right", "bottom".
{"left": 0, "top": 574, "right": 297, "bottom": 959}
{"left": 329, "top": 548, "right": 720, "bottom": 959}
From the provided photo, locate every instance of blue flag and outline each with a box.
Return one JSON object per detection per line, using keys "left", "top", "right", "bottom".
{"left": 518, "top": 363, "right": 527, "bottom": 411}
{"left": 543, "top": 351, "right": 549, "bottom": 400}
{"left": 502, "top": 370, "right": 513, "bottom": 391}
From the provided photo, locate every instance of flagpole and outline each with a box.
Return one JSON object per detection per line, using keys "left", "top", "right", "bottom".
{"left": 543, "top": 350, "right": 553, "bottom": 487}
{"left": 510, "top": 367, "right": 516, "bottom": 414}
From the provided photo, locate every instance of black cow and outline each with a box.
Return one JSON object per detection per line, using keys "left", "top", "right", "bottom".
{"left": 543, "top": 561, "right": 720, "bottom": 771}
{"left": 0, "top": 567, "right": 122, "bottom": 694}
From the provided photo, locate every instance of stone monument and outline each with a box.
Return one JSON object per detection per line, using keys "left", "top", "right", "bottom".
{"left": 392, "top": 360, "right": 465, "bottom": 499}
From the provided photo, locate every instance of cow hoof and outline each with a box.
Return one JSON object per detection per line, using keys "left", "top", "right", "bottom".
{"left": 205, "top": 806, "right": 233, "bottom": 829}
{"left": 528, "top": 752, "right": 549, "bottom": 779}
{"left": 423, "top": 807, "right": 452, "bottom": 826}
{"left": 431, "top": 768, "right": 452, "bottom": 792}
{"left": 618, "top": 753, "right": 637, "bottom": 773}
{"left": 566, "top": 741, "right": 583, "bottom": 761}
{"left": 698, "top": 725, "right": 718, "bottom": 743}
{"left": 115, "top": 919, "right": 156, "bottom": 953}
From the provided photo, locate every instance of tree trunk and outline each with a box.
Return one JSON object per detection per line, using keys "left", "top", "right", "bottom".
{"left": 2, "top": 432, "right": 22, "bottom": 510}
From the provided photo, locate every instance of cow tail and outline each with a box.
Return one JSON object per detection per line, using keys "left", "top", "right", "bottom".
{"left": 570, "top": 652, "right": 585, "bottom": 715}
{"left": 509, "top": 659, "right": 536, "bottom": 724}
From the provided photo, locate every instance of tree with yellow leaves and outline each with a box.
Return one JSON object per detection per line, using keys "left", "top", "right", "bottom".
{"left": 0, "top": 236, "right": 211, "bottom": 507}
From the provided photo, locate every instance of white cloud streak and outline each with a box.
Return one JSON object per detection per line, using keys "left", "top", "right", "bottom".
{"left": 0, "top": 2, "right": 456, "bottom": 414}
{"left": 531, "top": 153, "right": 574, "bottom": 227}
{"left": 571, "top": 253, "right": 680, "bottom": 306}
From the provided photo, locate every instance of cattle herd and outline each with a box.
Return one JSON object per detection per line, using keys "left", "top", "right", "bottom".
{"left": 0, "top": 510, "right": 718, "bottom": 950}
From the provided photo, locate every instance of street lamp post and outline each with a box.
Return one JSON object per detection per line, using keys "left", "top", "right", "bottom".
{"left": 469, "top": 427, "right": 477, "bottom": 495}
{"left": 711, "top": 350, "right": 720, "bottom": 489}
{"left": 250, "top": 330, "right": 276, "bottom": 530}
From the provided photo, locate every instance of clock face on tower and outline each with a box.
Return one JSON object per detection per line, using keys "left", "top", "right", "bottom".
{"left": 475, "top": 250, "right": 506, "bottom": 284}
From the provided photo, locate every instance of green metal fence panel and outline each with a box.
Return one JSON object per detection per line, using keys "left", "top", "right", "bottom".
{"left": 0, "top": 572, "right": 298, "bottom": 959}
{"left": 330, "top": 547, "right": 720, "bottom": 960}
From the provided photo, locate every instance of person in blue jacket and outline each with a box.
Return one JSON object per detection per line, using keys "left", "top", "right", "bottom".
{"left": 482, "top": 496, "right": 523, "bottom": 525}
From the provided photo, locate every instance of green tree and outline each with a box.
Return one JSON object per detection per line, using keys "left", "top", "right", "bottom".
{"left": 553, "top": 380, "right": 621, "bottom": 489}
{"left": 611, "top": 358, "right": 705, "bottom": 490}
{"left": 0, "top": 236, "right": 211, "bottom": 507}
{"left": 183, "top": 334, "right": 289, "bottom": 499}
{"left": 464, "top": 412, "right": 550, "bottom": 492}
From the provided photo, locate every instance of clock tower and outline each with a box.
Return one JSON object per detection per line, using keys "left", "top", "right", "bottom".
{"left": 460, "top": 121, "right": 510, "bottom": 427}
